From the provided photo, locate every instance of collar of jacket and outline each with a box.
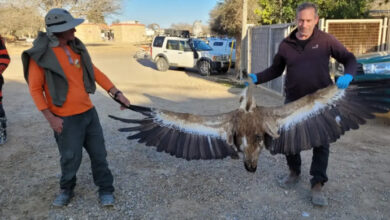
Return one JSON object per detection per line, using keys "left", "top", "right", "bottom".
{"left": 284, "top": 27, "right": 319, "bottom": 47}
{"left": 21, "top": 32, "right": 96, "bottom": 107}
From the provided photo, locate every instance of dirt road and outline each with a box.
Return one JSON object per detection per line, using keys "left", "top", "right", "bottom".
{"left": 0, "top": 42, "right": 389, "bottom": 219}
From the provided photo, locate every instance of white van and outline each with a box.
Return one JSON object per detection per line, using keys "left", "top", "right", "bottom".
{"left": 207, "top": 37, "right": 236, "bottom": 66}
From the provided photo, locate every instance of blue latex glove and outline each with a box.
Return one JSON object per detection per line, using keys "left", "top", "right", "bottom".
{"left": 244, "top": 73, "right": 258, "bottom": 87}
{"left": 336, "top": 73, "right": 353, "bottom": 89}
{"left": 248, "top": 73, "right": 258, "bottom": 84}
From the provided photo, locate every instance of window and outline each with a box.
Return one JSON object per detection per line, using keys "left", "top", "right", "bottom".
{"left": 213, "top": 42, "right": 223, "bottom": 46}
{"left": 192, "top": 40, "right": 212, "bottom": 51}
{"left": 228, "top": 41, "right": 236, "bottom": 49}
{"left": 179, "top": 40, "right": 192, "bottom": 51}
{"left": 153, "top": 36, "right": 165, "bottom": 47}
{"left": 166, "top": 40, "right": 180, "bottom": 50}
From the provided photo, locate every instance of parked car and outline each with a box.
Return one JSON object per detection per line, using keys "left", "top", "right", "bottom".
{"left": 335, "top": 51, "right": 390, "bottom": 119}
{"left": 207, "top": 37, "right": 236, "bottom": 66}
{"left": 355, "top": 52, "right": 390, "bottom": 75}
{"left": 335, "top": 51, "right": 390, "bottom": 76}
{"left": 151, "top": 35, "right": 230, "bottom": 76}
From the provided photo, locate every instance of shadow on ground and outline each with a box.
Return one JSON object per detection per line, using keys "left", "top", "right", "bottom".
{"left": 135, "top": 57, "right": 247, "bottom": 93}
{"left": 136, "top": 58, "right": 156, "bottom": 69}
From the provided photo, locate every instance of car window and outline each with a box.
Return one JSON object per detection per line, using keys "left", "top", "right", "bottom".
{"left": 166, "top": 40, "right": 180, "bottom": 50}
{"left": 153, "top": 36, "right": 165, "bottom": 47}
{"left": 228, "top": 41, "right": 236, "bottom": 49}
{"left": 179, "top": 40, "right": 192, "bottom": 51}
{"left": 213, "top": 42, "right": 223, "bottom": 46}
{"left": 192, "top": 40, "right": 212, "bottom": 51}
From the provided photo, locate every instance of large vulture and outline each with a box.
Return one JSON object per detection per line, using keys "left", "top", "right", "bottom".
{"left": 109, "top": 74, "right": 390, "bottom": 172}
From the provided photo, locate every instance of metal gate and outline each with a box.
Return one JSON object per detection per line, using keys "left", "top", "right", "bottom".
{"left": 244, "top": 23, "right": 293, "bottom": 96}
{"left": 321, "top": 18, "right": 388, "bottom": 54}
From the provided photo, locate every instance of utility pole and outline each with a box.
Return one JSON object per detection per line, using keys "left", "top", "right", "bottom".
{"left": 240, "top": 0, "right": 248, "bottom": 80}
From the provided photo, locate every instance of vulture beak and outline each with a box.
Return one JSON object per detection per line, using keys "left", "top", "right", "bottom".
{"left": 244, "top": 162, "right": 257, "bottom": 173}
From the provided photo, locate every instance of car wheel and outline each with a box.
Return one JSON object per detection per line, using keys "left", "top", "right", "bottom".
{"left": 156, "top": 57, "right": 169, "bottom": 71}
{"left": 198, "top": 60, "right": 211, "bottom": 76}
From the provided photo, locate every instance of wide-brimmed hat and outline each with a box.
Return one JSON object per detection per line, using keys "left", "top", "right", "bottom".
{"left": 45, "top": 8, "right": 84, "bottom": 33}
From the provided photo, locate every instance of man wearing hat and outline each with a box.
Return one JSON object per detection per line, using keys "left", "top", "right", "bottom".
{"left": 22, "top": 8, "right": 130, "bottom": 207}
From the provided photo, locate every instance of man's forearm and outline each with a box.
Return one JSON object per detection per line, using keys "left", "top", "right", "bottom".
{"left": 41, "top": 109, "right": 56, "bottom": 121}
{"left": 108, "top": 87, "right": 120, "bottom": 95}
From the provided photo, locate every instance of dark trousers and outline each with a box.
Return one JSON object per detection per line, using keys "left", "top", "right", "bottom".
{"left": 54, "top": 107, "right": 114, "bottom": 194}
{"left": 285, "top": 144, "right": 329, "bottom": 188}
{"left": 0, "top": 103, "right": 4, "bottom": 117}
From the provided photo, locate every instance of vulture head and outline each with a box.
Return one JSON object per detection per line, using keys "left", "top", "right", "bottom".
{"left": 234, "top": 83, "right": 279, "bottom": 172}
{"left": 109, "top": 74, "right": 390, "bottom": 173}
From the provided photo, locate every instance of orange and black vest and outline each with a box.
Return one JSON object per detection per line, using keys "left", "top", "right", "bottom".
{"left": 0, "top": 37, "right": 10, "bottom": 75}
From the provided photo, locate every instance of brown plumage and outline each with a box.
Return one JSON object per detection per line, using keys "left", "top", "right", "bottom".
{"left": 109, "top": 75, "right": 390, "bottom": 172}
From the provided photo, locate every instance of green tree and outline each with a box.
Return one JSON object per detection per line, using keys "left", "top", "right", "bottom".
{"left": 315, "top": 0, "right": 373, "bottom": 19}
{"left": 256, "top": 0, "right": 376, "bottom": 25}
{"left": 257, "top": 0, "right": 300, "bottom": 24}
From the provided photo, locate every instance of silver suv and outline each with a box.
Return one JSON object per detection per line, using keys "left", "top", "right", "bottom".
{"left": 151, "top": 36, "right": 230, "bottom": 76}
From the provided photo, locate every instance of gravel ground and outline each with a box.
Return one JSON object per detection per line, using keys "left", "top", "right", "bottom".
{"left": 0, "top": 43, "right": 389, "bottom": 220}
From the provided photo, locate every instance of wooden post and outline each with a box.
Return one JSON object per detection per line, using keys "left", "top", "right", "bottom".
{"left": 381, "top": 17, "right": 388, "bottom": 51}
{"left": 240, "top": 0, "right": 248, "bottom": 80}
{"left": 247, "top": 27, "right": 252, "bottom": 74}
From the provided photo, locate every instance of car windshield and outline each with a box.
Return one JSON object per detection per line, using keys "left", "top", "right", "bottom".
{"left": 191, "top": 39, "right": 212, "bottom": 51}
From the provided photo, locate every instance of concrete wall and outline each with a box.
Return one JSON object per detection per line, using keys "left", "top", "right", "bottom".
{"left": 76, "top": 23, "right": 103, "bottom": 43}
{"left": 111, "top": 23, "right": 146, "bottom": 43}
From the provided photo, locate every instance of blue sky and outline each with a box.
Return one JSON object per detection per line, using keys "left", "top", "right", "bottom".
{"left": 107, "top": 0, "right": 219, "bottom": 28}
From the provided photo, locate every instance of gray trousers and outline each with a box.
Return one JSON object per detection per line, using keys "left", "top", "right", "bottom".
{"left": 54, "top": 107, "right": 114, "bottom": 194}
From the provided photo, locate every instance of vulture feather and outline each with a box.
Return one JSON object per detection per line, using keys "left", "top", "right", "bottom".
{"left": 109, "top": 74, "right": 390, "bottom": 172}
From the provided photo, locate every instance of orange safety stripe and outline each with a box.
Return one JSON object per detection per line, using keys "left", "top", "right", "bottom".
{"left": 0, "top": 49, "right": 9, "bottom": 55}
{"left": 0, "top": 58, "right": 10, "bottom": 65}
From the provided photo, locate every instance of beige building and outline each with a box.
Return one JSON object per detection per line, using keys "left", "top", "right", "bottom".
{"left": 110, "top": 23, "right": 146, "bottom": 43}
{"left": 75, "top": 23, "right": 109, "bottom": 43}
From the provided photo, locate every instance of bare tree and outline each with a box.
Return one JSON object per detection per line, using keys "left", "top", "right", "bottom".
{"left": 69, "top": 0, "right": 121, "bottom": 23}
{"left": 192, "top": 20, "right": 203, "bottom": 37}
{"left": 147, "top": 23, "right": 161, "bottom": 31}
{"left": 170, "top": 23, "right": 193, "bottom": 31}
{"left": 209, "top": 0, "right": 259, "bottom": 74}
{"left": 0, "top": 0, "right": 121, "bottom": 38}
{"left": 0, "top": 4, "right": 43, "bottom": 39}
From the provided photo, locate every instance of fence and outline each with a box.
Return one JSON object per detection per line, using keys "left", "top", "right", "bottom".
{"left": 243, "top": 23, "right": 293, "bottom": 95}
{"left": 320, "top": 18, "right": 388, "bottom": 54}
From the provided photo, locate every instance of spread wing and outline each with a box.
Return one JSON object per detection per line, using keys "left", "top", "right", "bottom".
{"left": 109, "top": 105, "right": 239, "bottom": 160}
{"left": 263, "top": 74, "right": 390, "bottom": 155}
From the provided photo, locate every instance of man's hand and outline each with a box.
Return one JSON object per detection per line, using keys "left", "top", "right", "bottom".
{"left": 244, "top": 73, "right": 258, "bottom": 87}
{"left": 109, "top": 87, "right": 131, "bottom": 110}
{"left": 42, "top": 109, "right": 63, "bottom": 133}
{"left": 116, "top": 93, "right": 131, "bottom": 110}
{"left": 336, "top": 73, "right": 353, "bottom": 89}
{"left": 48, "top": 116, "right": 64, "bottom": 133}
{"left": 248, "top": 73, "right": 258, "bottom": 84}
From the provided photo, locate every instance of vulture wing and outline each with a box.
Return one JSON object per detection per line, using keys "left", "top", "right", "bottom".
{"left": 262, "top": 74, "right": 390, "bottom": 155}
{"left": 109, "top": 105, "right": 239, "bottom": 160}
